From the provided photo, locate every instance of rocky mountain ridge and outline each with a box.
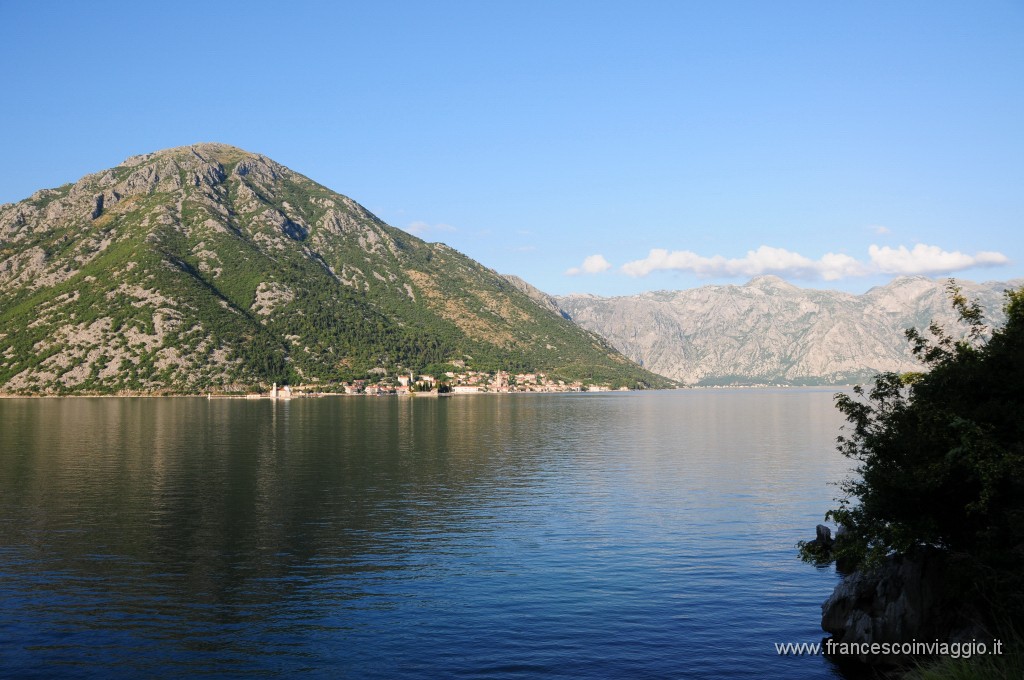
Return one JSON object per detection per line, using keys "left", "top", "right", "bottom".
{"left": 555, "top": 275, "right": 1021, "bottom": 385}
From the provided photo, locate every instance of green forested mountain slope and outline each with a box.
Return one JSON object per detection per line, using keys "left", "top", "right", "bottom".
{"left": 0, "top": 143, "right": 668, "bottom": 394}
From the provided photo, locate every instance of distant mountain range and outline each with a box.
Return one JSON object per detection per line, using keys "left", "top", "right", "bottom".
{"left": 0, "top": 144, "right": 668, "bottom": 394}
{"left": 553, "top": 275, "right": 1021, "bottom": 386}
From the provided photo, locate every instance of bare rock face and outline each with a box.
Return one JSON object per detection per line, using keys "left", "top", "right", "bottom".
{"left": 821, "top": 548, "right": 984, "bottom": 666}
{"left": 557, "top": 275, "right": 1020, "bottom": 385}
{"left": 91, "top": 193, "right": 104, "bottom": 220}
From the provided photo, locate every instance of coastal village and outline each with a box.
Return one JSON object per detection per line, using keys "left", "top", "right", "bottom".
{"left": 243, "top": 369, "right": 626, "bottom": 400}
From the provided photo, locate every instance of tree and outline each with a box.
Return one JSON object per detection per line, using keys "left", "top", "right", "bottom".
{"left": 803, "top": 281, "right": 1024, "bottom": 590}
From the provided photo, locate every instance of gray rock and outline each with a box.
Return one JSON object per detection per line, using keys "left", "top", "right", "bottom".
{"left": 821, "top": 548, "right": 985, "bottom": 665}
{"left": 816, "top": 524, "right": 833, "bottom": 546}
{"left": 556, "top": 275, "right": 1019, "bottom": 385}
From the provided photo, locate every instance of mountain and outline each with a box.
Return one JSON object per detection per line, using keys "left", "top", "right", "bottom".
{"left": 0, "top": 143, "right": 669, "bottom": 394}
{"left": 555, "top": 275, "right": 1021, "bottom": 386}
{"left": 501, "top": 274, "right": 569, "bottom": 318}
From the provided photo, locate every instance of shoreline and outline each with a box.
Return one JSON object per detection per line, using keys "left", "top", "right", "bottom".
{"left": 0, "top": 384, "right": 857, "bottom": 399}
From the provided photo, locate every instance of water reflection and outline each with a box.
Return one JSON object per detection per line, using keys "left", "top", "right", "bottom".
{"left": 0, "top": 391, "right": 851, "bottom": 679}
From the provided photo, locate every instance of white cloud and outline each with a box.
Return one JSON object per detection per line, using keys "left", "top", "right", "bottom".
{"left": 621, "top": 246, "right": 867, "bottom": 280}
{"left": 566, "top": 254, "right": 613, "bottom": 276}
{"left": 868, "top": 244, "right": 1010, "bottom": 275}
{"left": 870, "top": 225, "right": 891, "bottom": 235}
{"left": 818, "top": 252, "right": 870, "bottom": 280}
{"left": 621, "top": 243, "right": 1008, "bottom": 280}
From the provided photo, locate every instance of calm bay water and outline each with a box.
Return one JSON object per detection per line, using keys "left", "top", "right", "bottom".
{"left": 0, "top": 390, "right": 851, "bottom": 678}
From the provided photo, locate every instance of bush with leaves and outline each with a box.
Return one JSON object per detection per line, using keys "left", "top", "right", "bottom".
{"left": 802, "top": 281, "right": 1024, "bottom": 601}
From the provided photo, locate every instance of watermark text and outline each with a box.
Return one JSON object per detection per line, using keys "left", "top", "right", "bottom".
{"left": 774, "top": 638, "right": 1003, "bottom": 659}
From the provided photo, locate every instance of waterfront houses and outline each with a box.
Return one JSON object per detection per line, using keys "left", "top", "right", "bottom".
{"left": 263, "top": 370, "right": 613, "bottom": 398}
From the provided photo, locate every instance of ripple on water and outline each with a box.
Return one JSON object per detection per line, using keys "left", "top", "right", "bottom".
{"left": 0, "top": 391, "right": 851, "bottom": 679}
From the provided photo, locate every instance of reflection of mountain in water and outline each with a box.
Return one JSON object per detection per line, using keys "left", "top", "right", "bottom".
{"left": 0, "top": 393, "right": 849, "bottom": 678}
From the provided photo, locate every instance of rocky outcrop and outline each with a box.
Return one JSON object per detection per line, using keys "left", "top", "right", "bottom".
{"left": 557, "top": 275, "right": 1020, "bottom": 385}
{"left": 805, "top": 524, "right": 835, "bottom": 552}
{"left": 821, "top": 548, "right": 985, "bottom": 665}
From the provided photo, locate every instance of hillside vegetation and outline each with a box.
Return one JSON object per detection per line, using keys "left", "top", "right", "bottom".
{"left": 0, "top": 144, "right": 670, "bottom": 394}
{"left": 803, "top": 282, "right": 1024, "bottom": 672}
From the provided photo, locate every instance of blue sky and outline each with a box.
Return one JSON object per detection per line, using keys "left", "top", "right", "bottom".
{"left": 2, "top": 1, "right": 1021, "bottom": 296}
